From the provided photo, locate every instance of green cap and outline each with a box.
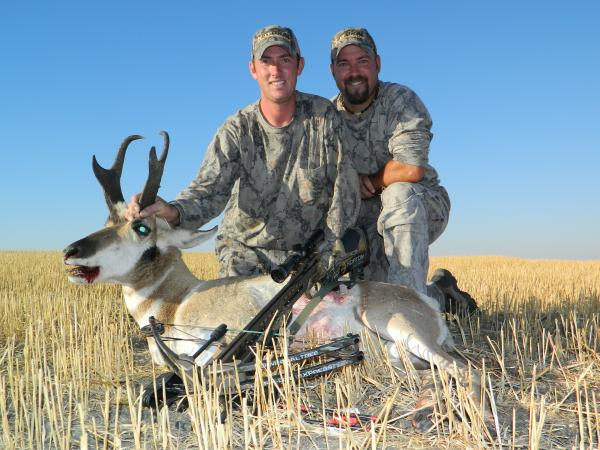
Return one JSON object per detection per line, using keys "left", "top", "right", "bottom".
{"left": 330, "top": 27, "right": 377, "bottom": 62}
{"left": 252, "top": 25, "right": 301, "bottom": 60}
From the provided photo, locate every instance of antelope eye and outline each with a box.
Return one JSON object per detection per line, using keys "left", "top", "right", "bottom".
{"left": 133, "top": 223, "right": 151, "bottom": 236}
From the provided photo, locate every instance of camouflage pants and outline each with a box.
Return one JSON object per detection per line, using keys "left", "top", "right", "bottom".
{"left": 214, "top": 235, "right": 293, "bottom": 278}
{"left": 360, "top": 182, "right": 450, "bottom": 297}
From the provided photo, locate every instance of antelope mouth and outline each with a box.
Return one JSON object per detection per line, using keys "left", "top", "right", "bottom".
{"left": 67, "top": 265, "right": 100, "bottom": 284}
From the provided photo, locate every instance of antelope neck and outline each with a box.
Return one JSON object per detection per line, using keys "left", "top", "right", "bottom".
{"left": 122, "top": 257, "right": 201, "bottom": 325}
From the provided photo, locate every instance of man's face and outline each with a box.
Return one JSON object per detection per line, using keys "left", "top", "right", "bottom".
{"left": 249, "top": 45, "right": 304, "bottom": 104}
{"left": 331, "top": 44, "right": 380, "bottom": 111}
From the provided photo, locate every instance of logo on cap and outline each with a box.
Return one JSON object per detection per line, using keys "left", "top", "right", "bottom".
{"left": 252, "top": 25, "right": 300, "bottom": 60}
{"left": 330, "top": 27, "right": 377, "bottom": 62}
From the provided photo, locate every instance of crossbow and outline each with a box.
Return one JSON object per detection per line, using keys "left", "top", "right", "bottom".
{"left": 140, "top": 228, "right": 369, "bottom": 409}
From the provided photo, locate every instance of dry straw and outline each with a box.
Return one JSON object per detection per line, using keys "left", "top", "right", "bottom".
{"left": 1, "top": 251, "right": 599, "bottom": 448}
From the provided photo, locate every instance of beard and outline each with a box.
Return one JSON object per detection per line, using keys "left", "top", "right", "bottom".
{"left": 342, "top": 76, "right": 371, "bottom": 105}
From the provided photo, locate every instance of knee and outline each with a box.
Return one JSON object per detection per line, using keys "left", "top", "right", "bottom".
{"left": 381, "top": 182, "right": 421, "bottom": 205}
{"left": 378, "top": 182, "right": 427, "bottom": 231}
{"left": 216, "top": 244, "right": 263, "bottom": 277}
{"left": 380, "top": 182, "right": 427, "bottom": 215}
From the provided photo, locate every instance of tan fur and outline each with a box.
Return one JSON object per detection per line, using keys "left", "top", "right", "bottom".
{"left": 177, "top": 279, "right": 263, "bottom": 329}
{"left": 65, "top": 212, "right": 491, "bottom": 425}
{"left": 359, "top": 282, "right": 444, "bottom": 343}
{"left": 63, "top": 137, "right": 495, "bottom": 431}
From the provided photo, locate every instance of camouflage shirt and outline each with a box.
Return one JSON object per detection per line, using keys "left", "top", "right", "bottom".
{"left": 333, "top": 81, "right": 441, "bottom": 189}
{"left": 172, "top": 91, "right": 360, "bottom": 252}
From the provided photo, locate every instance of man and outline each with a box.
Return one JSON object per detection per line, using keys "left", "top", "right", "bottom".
{"left": 127, "top": 25, "right": 360, "bottom": 277}
{"left": 330, "top": 27, "right": 476, "bottom": 313}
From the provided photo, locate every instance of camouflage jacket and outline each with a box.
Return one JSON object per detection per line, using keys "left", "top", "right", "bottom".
{"left": 333, "top": 81, "right": 443, "bottom": 190}
{"left": 172, "top": 91, "right": 360, "bottom": 252}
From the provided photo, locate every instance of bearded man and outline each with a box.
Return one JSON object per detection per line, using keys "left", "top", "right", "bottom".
{"left": 128, "top": 25, "right": 360, "bottom": 277}
{"left": 330, "top": 27, "right": 476, "bottom": 314}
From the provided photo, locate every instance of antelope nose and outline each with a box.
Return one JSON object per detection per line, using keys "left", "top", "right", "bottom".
{"left": 63, "top": 244, "right": 81, "bottom": 260}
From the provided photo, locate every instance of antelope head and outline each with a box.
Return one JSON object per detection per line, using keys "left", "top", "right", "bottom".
{"left": 63, "top": 132, "right": 216, "bottom": 286}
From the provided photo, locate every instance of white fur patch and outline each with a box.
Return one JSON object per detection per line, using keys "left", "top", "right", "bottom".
{"left": 417, "top": 291, "right": 442, "bottom": 313}
{"left": 112, "top": 202, "right": 128, "bottom": 220}
{"left": 67, "top": 275, "right": 89, "bottom": 285}
{"left": 244, "top": 278, "right": 281, "bottom": 308}
{"left": 66, "top": 238, "right": 153, "bottom": 284}
{"left": 158, "top": 222, "right": 218, "bottom": 250}
{"left": 124, "top": 267, "right": 174, "bottom": 314}
{"left": 98, "top": 240, "right": 153, "bottom": 283}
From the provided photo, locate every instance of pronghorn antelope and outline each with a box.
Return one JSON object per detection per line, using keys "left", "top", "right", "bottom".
{"left": 63, "top": 132, "right": 492, "bottom": 427}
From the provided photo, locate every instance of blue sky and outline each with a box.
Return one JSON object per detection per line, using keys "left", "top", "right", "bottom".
{"left": 1, "top": 1, "right": 598, "bottom": 259}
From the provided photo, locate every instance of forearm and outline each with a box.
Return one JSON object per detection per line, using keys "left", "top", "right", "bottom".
{"left": 369, "top": 160, "right": 424, "bottom": 190}
{"left": 381, "top": 87, "right": 431, "bottom": 189}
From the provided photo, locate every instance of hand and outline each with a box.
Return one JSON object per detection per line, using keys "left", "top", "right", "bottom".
{"left": 125, "top": 194, "right": 180, "bottom": 225}
{"left": 359, "top": 174, "right": 379, "bottom": 199}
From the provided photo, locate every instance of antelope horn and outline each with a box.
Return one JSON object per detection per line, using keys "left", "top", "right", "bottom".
{"left": 139, "top": 131, "right": 169, "bottom": 211}
{"left": 93, "top": 134, "right": 144, "bottom": 216}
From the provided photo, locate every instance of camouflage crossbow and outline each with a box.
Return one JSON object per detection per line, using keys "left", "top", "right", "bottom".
{"left": 140, "top": 228, "right": 369, "bottom": 409}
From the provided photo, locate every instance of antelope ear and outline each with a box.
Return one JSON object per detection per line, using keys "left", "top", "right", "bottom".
{"left": 160, "top": 225, "right": 218, "bottom": 249}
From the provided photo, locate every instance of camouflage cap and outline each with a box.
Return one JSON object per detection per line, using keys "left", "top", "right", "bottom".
{"left": 330, "top": 27, "right": 377, "bottom": 62}
{"left": 252, "top": 25, "right": 301, "bottom": 60}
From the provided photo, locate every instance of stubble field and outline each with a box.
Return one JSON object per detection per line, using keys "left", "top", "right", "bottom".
{"left": 0, "top": 251, "right": 599, "bottom": 449}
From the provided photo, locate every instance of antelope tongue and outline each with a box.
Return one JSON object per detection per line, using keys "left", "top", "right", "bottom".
{"left": 69, "top": 265, "right": 100, "bottom": 283}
